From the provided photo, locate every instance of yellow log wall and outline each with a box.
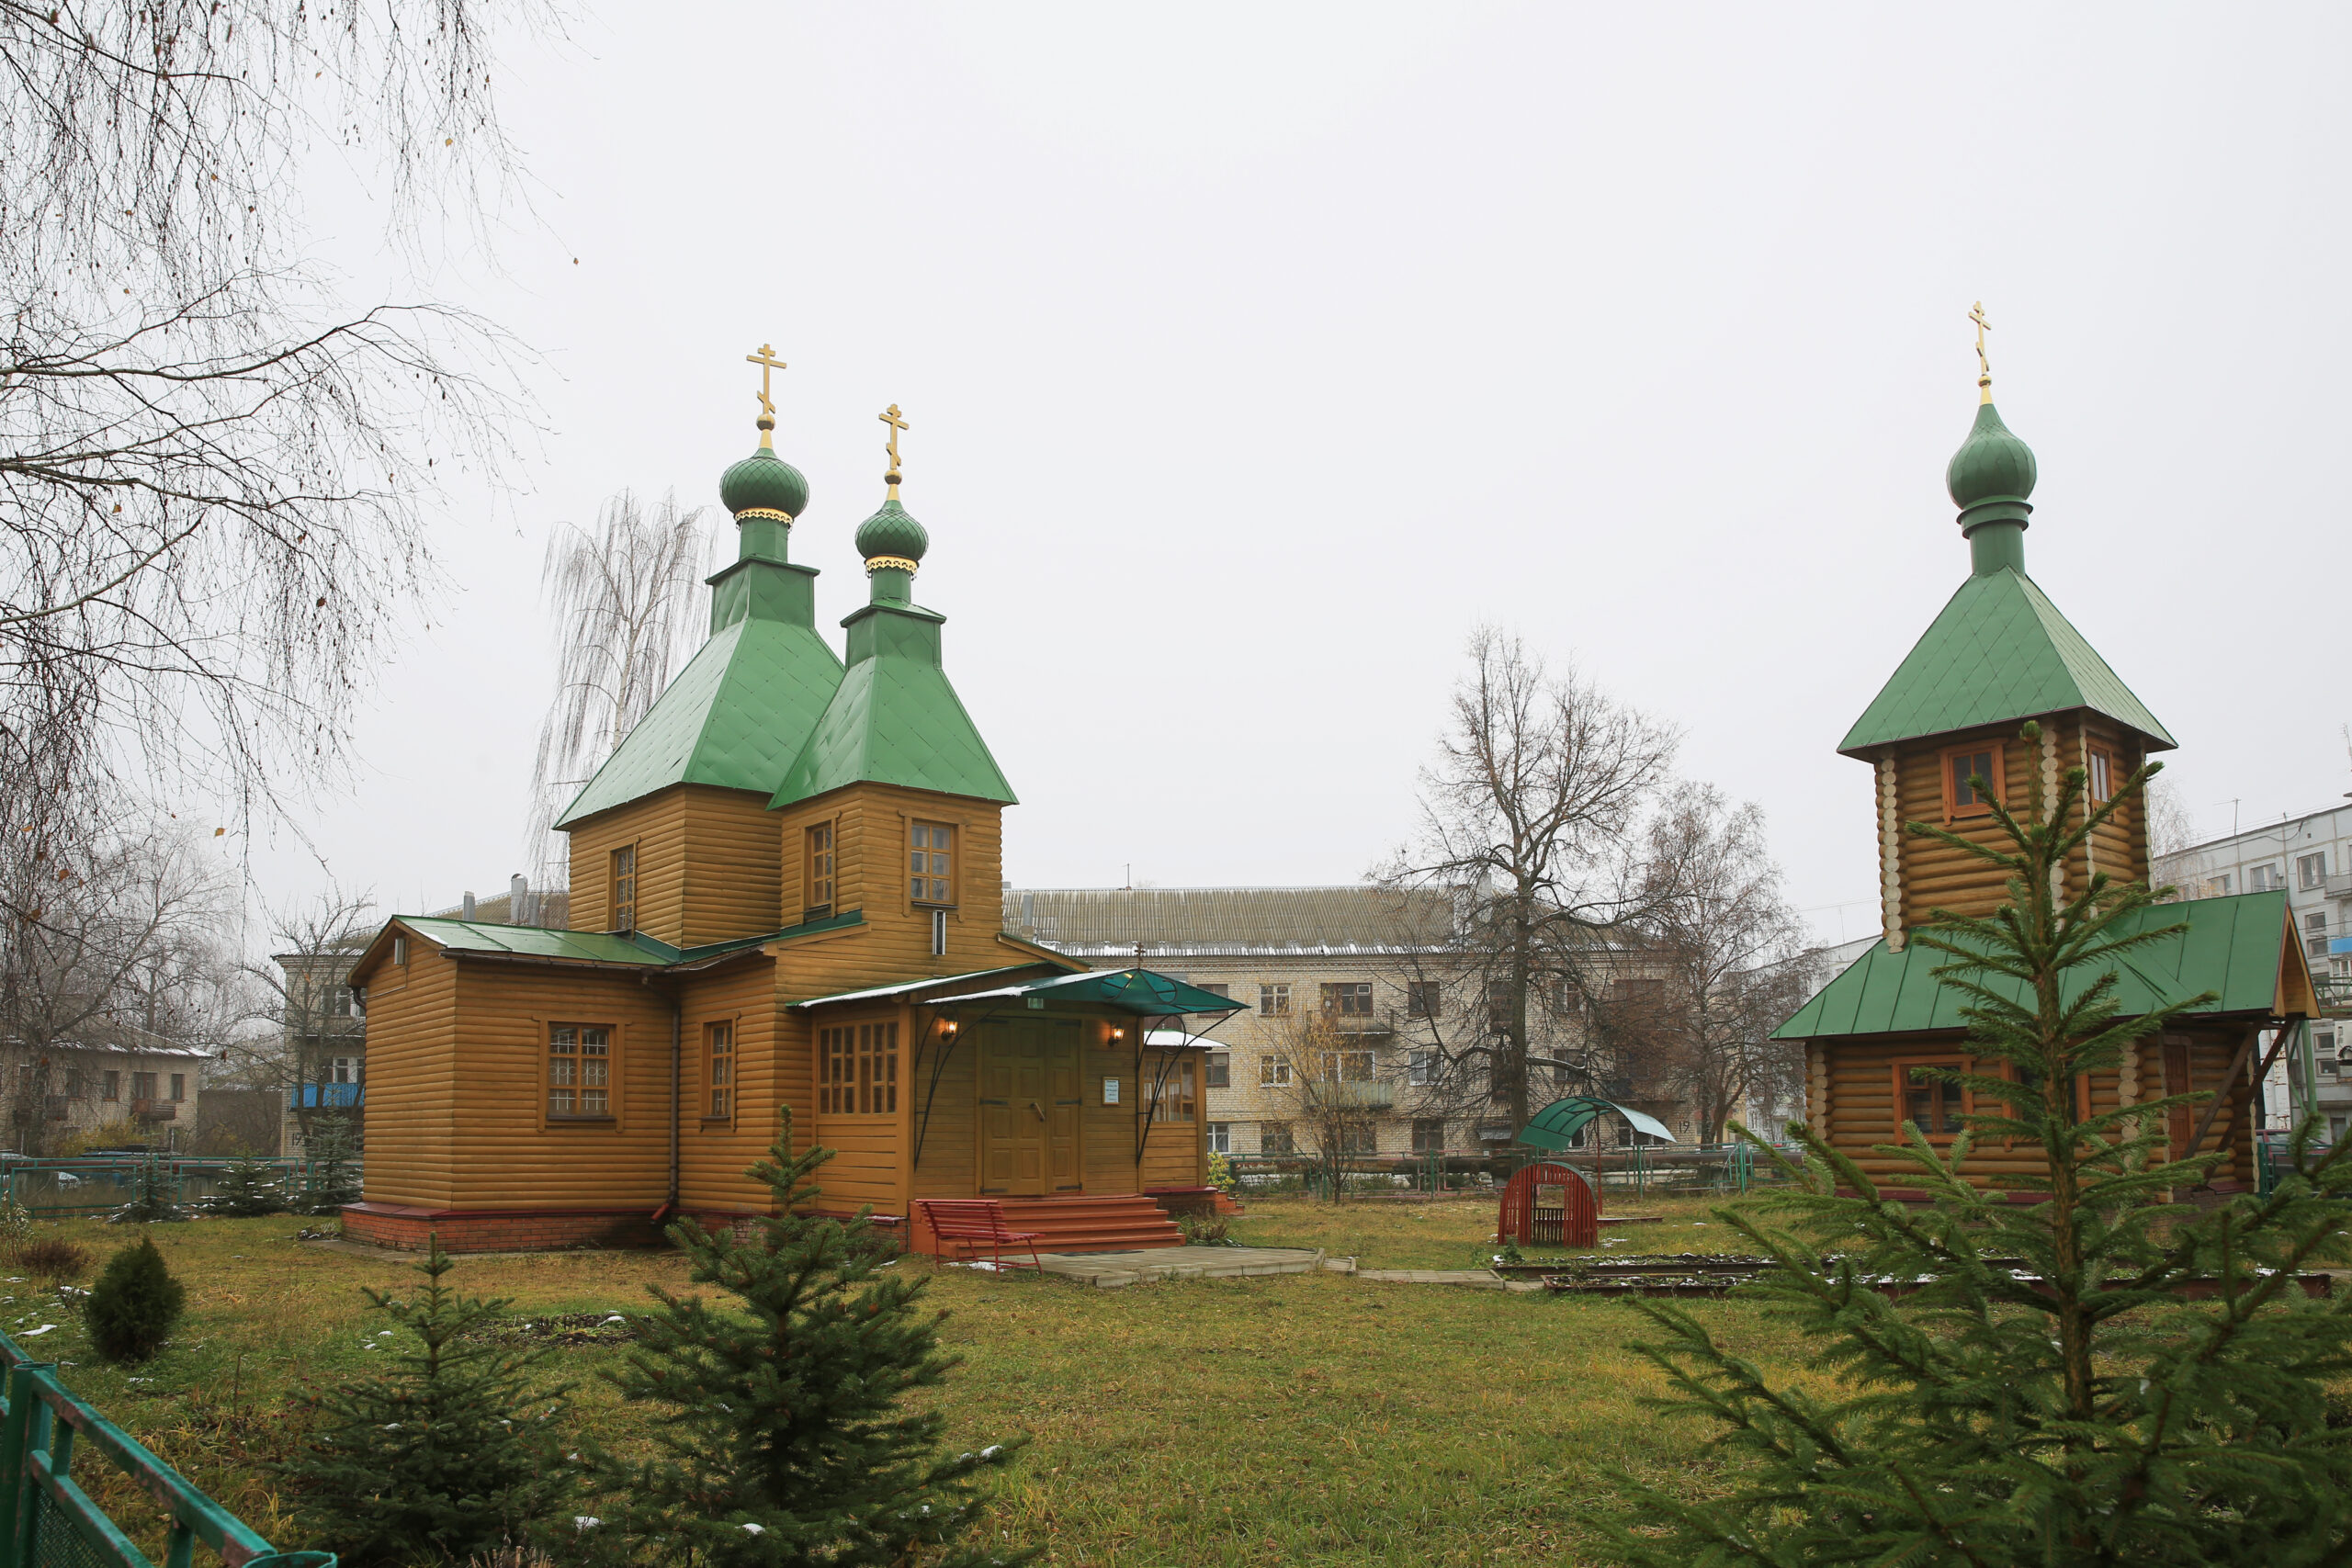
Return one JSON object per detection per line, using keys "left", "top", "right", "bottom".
{"left": 356, "top": 937, "right": 461, "bottom": 1208}
{"left": 775, "top": 783, "right": 1006, "bottom": 996}
{"left": 565, "top": 784, "right": 780, "bottom": 946}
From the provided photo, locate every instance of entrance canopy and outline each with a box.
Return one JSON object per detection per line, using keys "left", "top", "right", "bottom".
{"left": 1519, "top": 1096, "right": 1678, "bottom": 1150}
{"left": 927, "top": 967, "right": 1246, "bottom": 1018}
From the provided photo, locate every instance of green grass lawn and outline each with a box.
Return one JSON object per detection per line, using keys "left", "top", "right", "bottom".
{"left": 9, "top": 1194, "right": 1819, "bottom": 1566}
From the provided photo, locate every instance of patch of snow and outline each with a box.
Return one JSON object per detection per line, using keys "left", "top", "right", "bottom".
{"left": 19, "top": 1325, "right": 56, "bottom": 1337}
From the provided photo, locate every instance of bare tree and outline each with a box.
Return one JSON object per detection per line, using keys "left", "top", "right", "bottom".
{"left": 227, "top": 892, "right": 375, "bottom": 1149}
{"left": 1, "top": 3, "right": 546, "bottom": 847}
{"left": 2145, "top": 775, "right": 2199, "bottom": 863}
{"left": 0, "top": 809, "right": 236, "bottom": 1153}
{"left": 1258, "top": 1010, "right": 1388, "bottom": 1202}
{"left": 1614, "top": 784, "right": 1814, "bottom": 1146}
{"left": 1379, "top": 627, "right": 1680, "bottom": 1133}
{"left": 525, "top": 490, "right": 711, "bottom": 886}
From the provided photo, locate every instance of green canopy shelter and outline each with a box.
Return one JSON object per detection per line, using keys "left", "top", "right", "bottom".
{"left": 1518, "top": 1096, "right": 1678, "bottom": 1151}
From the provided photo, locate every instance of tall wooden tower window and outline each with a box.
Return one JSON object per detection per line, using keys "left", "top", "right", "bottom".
{"left": 2086, "top": 746, "right": 2114, "bottom": 804}
{"left": 910, "top": 822, "right": 954, "bottom": 905}
{"left": 707, "top": 1020, "right": 734, "bottom": 1119}
{"left": 818, "top": 1022, "right": 899, "bottom": 1115}
{"left": 548, "top": 1024, "right": 611, "bottom": 1118}
{"left": 804, "top": 822, "right": 835, "bottom": 919}
{"left": 1941, "top": 743, "right": 2002, "bottom": 820}
{"left": 610, "top": 845, "right": 637, "bottom": 931}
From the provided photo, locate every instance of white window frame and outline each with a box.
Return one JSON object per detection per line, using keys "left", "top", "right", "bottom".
{"left": 1260, "top": 1055, "right": 1292, "bottom": 1087}
{"left": 1259, "top": 983, "right": 1291, "bottom": 1016}
{"left": 1205, "top": 1122, "right": 1230, "bottom": 1155}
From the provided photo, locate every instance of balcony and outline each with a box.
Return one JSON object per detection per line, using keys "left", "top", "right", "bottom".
{"left": 1318, "top": 1081, "right": 1396, "bottom": 1111}
{"left": 1320, "top": 1010, "right": 1396, "bottom": 1035}
{"left": 131, "top": 1100, "right": 177, "bottom": 1122}
{"left": 2328, "top": 873, "right": 2352, "bottom": 900}
{"left": 2318, "top": 976, "right": 2352, "bottom": 1017}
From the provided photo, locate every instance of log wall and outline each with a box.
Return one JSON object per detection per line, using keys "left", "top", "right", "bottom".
{"left": 356, "top": 935, "right": 460, "bottom": 1207}
{"left": 564, "top": 784, "right": 781, "bottom": 946}
{"left": 773, "top": 783, "right": 1008, "bottom": 998}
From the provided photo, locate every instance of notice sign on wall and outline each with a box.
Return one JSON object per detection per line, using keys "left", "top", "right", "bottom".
{"left": 1102, "top": 1077, "right": 1120, "bottom": 1105}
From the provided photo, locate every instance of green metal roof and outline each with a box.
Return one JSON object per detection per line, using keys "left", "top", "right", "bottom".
{"left": 1838, "top": 569, "right": 2175, "bottom": 757}
{"left": 557, "top": 615, "right": 844, "bottom": 827}
{"left": 1773, "top": 891, "right": 2297, "bottom": 1041}
{"left": 1521, "top": 1096, "right": 1679, "bottom": 1147}
{"left": 383, "top": 908, "right": 862, "bottom": 971}
{"left": 771, "top": 597, "right": 1014, "bottom": 807}
{"left": 925, "top": 967, "right": 1250, "bottom": 1017}
{"left": 787, "top": 964, "right": 1052, "bottom": 1011}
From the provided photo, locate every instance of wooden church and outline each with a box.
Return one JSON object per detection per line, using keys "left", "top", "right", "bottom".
{"left": 1774, "top": 322, "right": 2316, "bottom": 1198}
{"left": 343, "top": 357, "right": 1234, "bottom": 1253}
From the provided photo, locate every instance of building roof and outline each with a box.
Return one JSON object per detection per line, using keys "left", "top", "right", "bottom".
{"left": 1773, "top": 890, "right": 2310, "bottom": 1041}
{"left": 1838, "top": 568, "right": 2175, "bottom": 757}
{"left": 557, "top": 615, "right": 845, "bottom": 827}
{"left": 352, "top": 910, "right": 861, "bottom": 983}
{"left": 1003, "top": 886, "right": 1458, "bottom": 956}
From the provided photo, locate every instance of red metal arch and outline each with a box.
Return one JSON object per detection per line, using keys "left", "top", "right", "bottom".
{"left": 1497, "top": 1160, "right": 1600, "bottom": 1249}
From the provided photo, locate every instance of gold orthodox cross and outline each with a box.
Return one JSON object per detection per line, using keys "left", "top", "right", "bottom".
{"left": 1969, "top": 301, "right": 1992, "bottom": 394}
{"left": 879, "top": 403, "right": 909, "bottom": 491}
{"left": 745, "top": 343, "right": 786, "bottom": 423}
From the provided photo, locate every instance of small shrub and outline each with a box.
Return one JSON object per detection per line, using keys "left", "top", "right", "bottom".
{"left": 203, "top": 1154, "right": 289, "bottom": 1217}
{"left": 0, "top": 1200, "right": 33, "bottom": 1256}
{"left": 1178, "top": 1213, "right": 1232, "bottom": 1246}
{"left": 85, "top": 1235, "right": 186, "bottom": 1363}
{"left": 16, "top": 1237, "right": 89, "bottom": 1280}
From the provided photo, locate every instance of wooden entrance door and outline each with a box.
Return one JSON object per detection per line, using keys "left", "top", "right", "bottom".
{"left": 979, "top": 1019, "right": 1084, "bottom": 1196}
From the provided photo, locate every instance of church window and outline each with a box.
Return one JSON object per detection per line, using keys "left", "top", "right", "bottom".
{"left": 1942, "top": 744, "right": 2002, "bottom": 819}
{"left": 819, "top": 1022, "right": 898, "bottom": 1116}
{"left": 910, "top": 822, "right": 954, "bottom": 905}
{"left": 1149, "top": 1057, "right": 1196, "bottom": 1122}
{"left": 548, "top": 1024, "right": 611, "bottom": 1118}
{"left": 1894, "top": 1060, "right": 1964, "bottom": 1136}
{"left": 2086, "top": 746, "right": 2113, "bottom": 803}
{"left": 707, "top": 1021, "right": 734, "bottom": 1119}
{"left": 805, "top": 822, "right": 835, "bottom": 918}
{"left": 611, "top": 845, "right": 637, "bottom": 931}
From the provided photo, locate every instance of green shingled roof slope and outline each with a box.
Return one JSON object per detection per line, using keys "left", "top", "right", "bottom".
{"left": 1773, "top": 891, "right": 2293, "bottom": 1041}
{"left": 391, "top": 917, "right": 681, "bottom": 965}
{"left": 771, "top": 604, "right": 1014, "bottom": 807}
{"left": 556, "top": 617, "right": 844, "bottom": 827}
{"left": 1838, "top": 569, "right": 2175, "bottom": 756}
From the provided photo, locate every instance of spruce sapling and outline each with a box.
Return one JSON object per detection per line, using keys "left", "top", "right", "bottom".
{"left": 1595, "top": 724, "right": 2352, "bottom": 1566}
{"left": 108, "top": 1152, "right": 186, "bottom": 1223}
{"left": 301, "top": 1113, "right": 364, "bottom": 1215}
{"left": 279, "top": 1235, "right": 578, "bottom": 1566}
{"left": 85, "top": 1234, "right": 187, "bottom": 1362}
{"left": 604, "top": 1110, "right": 1033, "bottom": 1566}
{"left": 204, "top": 1152, "right": 289, "bottom": 1216}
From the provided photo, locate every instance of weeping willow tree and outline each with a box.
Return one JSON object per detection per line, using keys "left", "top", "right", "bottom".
{"left": 526, "top": 491, "right": 709, "bottom": 890}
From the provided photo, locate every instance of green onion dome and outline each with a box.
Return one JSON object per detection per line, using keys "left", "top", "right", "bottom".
{"left": 854, "top": 498, "right": 929, "bottom": 569}
{"left": 719, "top": 443, "right": 808, "bottom": 520}
{"left": 1945, "top": 400, "right": 2037, "bottom": 531}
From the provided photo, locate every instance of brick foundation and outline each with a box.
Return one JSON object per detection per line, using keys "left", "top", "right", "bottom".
{"left": 342, "top": 1201, "right": 676, "bottom": 1253}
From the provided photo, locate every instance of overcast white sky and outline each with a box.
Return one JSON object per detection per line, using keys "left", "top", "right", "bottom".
{"left": 233, "top": 4, "right": 2352, "bottom": 947}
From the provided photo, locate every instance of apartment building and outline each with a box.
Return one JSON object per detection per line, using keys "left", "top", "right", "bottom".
{"left": 1004, "top": 886, "right": 1706, "bottom": 1156}
{"left": 5, "top": 1039, "right": 210, "bottom": 1154}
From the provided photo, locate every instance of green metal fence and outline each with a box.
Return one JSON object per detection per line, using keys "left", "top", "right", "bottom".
{"left": 0, "top": 1327, "right": 331, "bottom": 1566}
{"left": 0, "top": 1158, "right": 336, "bottom": 1220}
{"left": 1222, "top": 1143, "right": 1800, "bottom": 1200}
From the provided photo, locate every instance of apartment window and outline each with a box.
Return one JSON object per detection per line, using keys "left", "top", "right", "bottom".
{"left": 131, "top": 1072, "right": 157, "bottom": 1102}
{"left": 1193, "top": 983, "right": 1230, "bottom": 1000}
{"left": 2301, "top": 852, "right": 2330, "bottom": 890}
{"left": 910, "top": 822, "right": 954, "bottom": 905}
{"left": 1204, "top": 1054, "right": 1230, "bottom": 1089}
{"left": 2310, "top": 910, "right": 2331, "bottom": 934}
{"left": 2312, "top": 936, "right": 2333, "bottom": 962}
{"left": 331, "top": 1056, "right": 360, "bottom": 1085}
{"left": 1260, "top": 1055, "right": 1292, "bottom": 1088}
{"left": 101, "top": 1071, "right": 119, "bottom": 1101}
{"left": 610, "top": 844, "right": 637, "bottom": 931}
{"left": 2248, "top": 863, "right": 2282, "bottom": 893}
{"left": 1148, "top": 1058, "right": 1196, "bottom": 1122}
{"left": 63, "top": 1067, "right": 85, "bottom": 1100}
{"left": 1406, "top": 980, "right": 1441, "bottom": 1017}
{"left": 169, "top": 1074, "right": 185, "bottom": 1102}
{"left": 1476, "top": 1122, "right": 1512, "bottom": 1144}
{"left": 1943, "top": 743, "right": 2001, "bottom": 818}
{"left": 805, "top": 822, "right": 835, "bottom": 918}
{"left": 818, "top": 1022, "right": 899, "bottom": 1115}
{"left": 707, "top": 1021, "right": 735, "bottom": 1119}
{"left": 1486, "top": 981, "right": 1512, "bottom": 1034}
{"left": 1205, "top": 1122, "right": 1231, "bottom": 1155}
{"left": 1259, "top": 1122, "right": 1295, "bottom": 1156}
{"left": 1408, "top": 1049, "right": 1436, "bottom": 1086}
{"left": 2086, "top": 747, "right": 2113, "bottom": 804}
{"left": 2317, "top": 1030, "right": 2337, "bottom": 1077}
{"left": 1411, "top": 1118, "right": 1445, "bottom": 1153}
{"left": 1259, "top": 984, "right": 1291, "bottom": 1016}
{"left": 548, "top": 1025, "right": 612, "bottom": 1118}
{"left": 1317, "top": 1052, "right": 1374, "bottom": 1083}
{"left": 1321, "top": 982, "right": 1373, "bottom": 1016}
{"left": 1896, "top": 1060, "right": 1964, "bottom": 1137}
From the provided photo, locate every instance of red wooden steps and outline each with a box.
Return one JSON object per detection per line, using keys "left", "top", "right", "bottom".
{"left": 908, "top": 1194, "right": 1186, "bottom": 1257}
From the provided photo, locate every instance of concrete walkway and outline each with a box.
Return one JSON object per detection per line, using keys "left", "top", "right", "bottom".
{"left": 1356, "top": 1268, "right": 1544, "bottom": 1292}
{"left": 1032, "top": 1244, "right": 1325, "bottom": 1289}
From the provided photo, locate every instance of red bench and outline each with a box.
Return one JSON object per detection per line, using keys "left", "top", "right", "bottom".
{"left": 914, "top": 1198, "right": 1044, "bottom": 1271}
